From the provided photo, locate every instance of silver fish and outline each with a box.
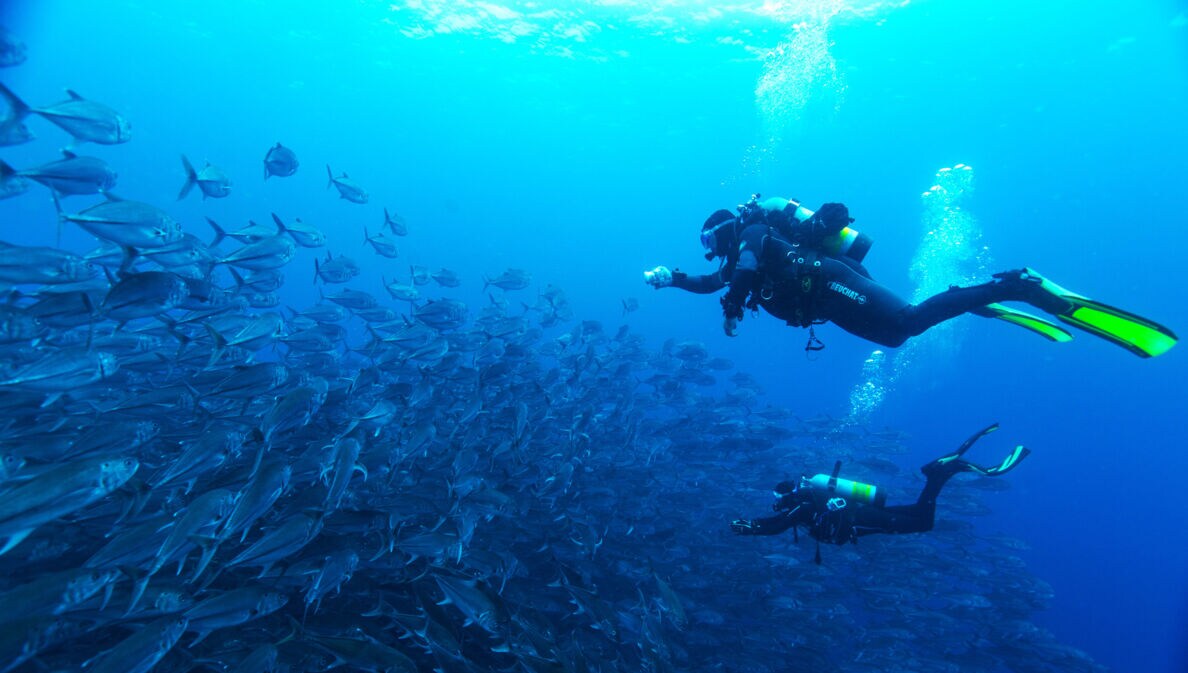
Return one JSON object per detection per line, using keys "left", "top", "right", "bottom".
{"left": 0, "top": 455, "right": 137, "bottom": 555}
{"left": 220, "top": 461, "right": 292, "bottom": 543}
{"left": 140, "top": 233, "right": 217, "bottom": 271}
{"left": 414, "top": 299, "right": 468, "bottom": 331}
{"left": 227, "top": 512, "right": 323, "bottom": 576}
{"left": 325, "top": 164, "right": 369, "bottom": 204}
{"left": 431, "top": 267, "right": 462, "bottom": 288}
{"left": 184, "top": 586, "right": 288, "bottom": 646}
{"left": 22, "top": 290, "right": 96, "bottom": 328}
{"left": 304, "top": 550, "right": 359, "bottom": 614}
{"left": 363, "top": 226, "right": 398, "bottom": 258}
{"left": 100, "top": 271, "right": 188, "bottom": 323}
{"left": 483, "top": 268, "right": 532, "bottom": 291}
{"left": 0, "top": 118, "right": 34, "bottom": 146}
{"left": 0, "top": 160, "right": 30, "bottom": 199}
{"left": 207, "top": 217, "right": 276, "bottom": 247}
{"left": 0, "top": 83, "right": 131, "bottom": 145}
{"left": 410, "top": 264, "right": 431, "bottom": 286}
{"left": 0, "top": 348, "right": 118, "bottom": 392}
{"left": 0, "top": 28, "right": 27, "bottom": 67}
{"left": 383, "top": 277, "right": 420, "bottom": 302}
{"left": 0, "top": 306, "right": 41, "bottom": 344}
{"left": 0, "top": 240, "right": 94, "bottom": 285}
{"left": 86, "top": 616, "right": 188, "bottom": 673}
{"left": 315, "top": 253, "right": 360, "bottom": 284}
{"left": 0, "top": 567, "right": 121, "bottom": 621}
{"left": 263, "top": 142, "right": 298, "bottom": 179}
{"left": 219, "top": 235, "right": 296, "bottom": 271}
{"left": 178, "top": 155, "right": 231, "bottom": 200}
{"left": 63, "top": 198, "right": 183, "bottom": 249}
{"left": 268, "top": 212, "right": 323, "bottom": 248}
{"left": 6, "top": 150, "right": 117, "bottom": 205}
{"left": 323, "top": 288, "right": 378, "bottom": 311}
{"left": 383, "top": 207, "right": 408, "bottom": 236}
{"left": 434, "top": 575, "right": 510, "bottom": 635}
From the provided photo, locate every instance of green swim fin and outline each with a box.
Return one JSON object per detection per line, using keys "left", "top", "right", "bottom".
{"left": 923, "top": 423, "right": 997, "bottom": 476}
{"left": 965, "top": 444, "right": 1031, "bottom": 477}
{"left": 972, "top": 303, "right": 1074, "bottom": 343}
{"left": 1021, "top": 268, "right": 1178, "bottom": 358}
{"left": 923, "top": 424, "right": 1031, "bottom": 478}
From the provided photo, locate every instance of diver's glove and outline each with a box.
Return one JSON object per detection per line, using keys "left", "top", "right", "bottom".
{"left": 809, "top": 202, "right": 854, "bottom": 237}
{"left": 730, "top": 519, "right": 757, "bottom": 535}
{"left": 643, "top": 266, "right": 673, "bottom": 288}
{"left": 724, "top": 316, "right": 739, "bottom": 337}
{"left": 721, "top": 295, "right": 744, "bottom": 337}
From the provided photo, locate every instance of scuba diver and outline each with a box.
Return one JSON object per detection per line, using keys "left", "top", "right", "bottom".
{"left": 730, "top": 424, "right": 1028, "bottom": 563}
{"left": 643, "top": 195, "right": 1177, "bottom": 358}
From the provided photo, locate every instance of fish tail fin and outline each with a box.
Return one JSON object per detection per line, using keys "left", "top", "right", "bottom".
{"left": 314, "top": 257, "right": 321, "bottom": 285}
{"left": 205, "top": 217, "right": 226, "bottom": 248}
{"left": 0, "top": 82, "right": 31, "bottom": 123}
{"left": 227, "top": 267, "right": 245, "bottom": 291}
{"left": 326, "top": 164, "right": 333, "bottom": 189}
{"left": 161, "top": 316, "right": 192, "bottom": 365}
{"left": 0, "top": 159, "right": 15, "bottom": 179}
{"left": 271, "top": 212, "right": 287, "bottom": 235}
{"left": 483, "top": 276, "right": 491, "bottom": 292}
{"left": 190, "top": 534, "right": 221, "bottom": 583}
{"left": 280, "top": 614, "right": 306, "bottom": 646}
{"left": 125, "top": 572, "right": 152, "bottom": 615}
{"left": 363, "top": 226, "right": 371, "bottom": 245}
{"left": 0, "top": 529, "right": 32, "bottom": 556}
{"left": 204, "top": 323, "right": 227, "bottom": 368}
{"left": 178, "top": 154, "right": 197, "bottom": 200}
{"left": 118, "top": 246, "right": 139, "bottom": 276}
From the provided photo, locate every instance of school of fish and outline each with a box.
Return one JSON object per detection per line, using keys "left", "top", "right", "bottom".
{"left": 0, "top": 26, "right": 1109, "bottom": 673}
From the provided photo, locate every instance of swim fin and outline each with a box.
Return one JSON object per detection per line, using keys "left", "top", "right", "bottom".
{"left": 922, "top": 423, "right": 1030, "bottom": 478}
{"left": 1000, "top": 268, "right": 1178, "bottom": 358}
{"left": 964, "top": 444, "right": 1031, "bottom": 477}
{"left": 922, "top": 423, "right": 998, "bottom": 476}
{"left": 972, "top": 303, "right": 1073, "bottom": 343}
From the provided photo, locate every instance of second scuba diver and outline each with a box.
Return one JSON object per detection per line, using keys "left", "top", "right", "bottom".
{"left": 644, "top": 194, "right": 1177, "bottom": 358}
{"left": 731, "top": 423, "right": 1028, "bottom": 563}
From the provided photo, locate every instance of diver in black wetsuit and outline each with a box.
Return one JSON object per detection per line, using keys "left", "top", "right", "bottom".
{"left": 643, "top": 195, "right": 1178, "bottom": 357}
{"left": 730, "top": 424, "right": 1029, "bottom": 561}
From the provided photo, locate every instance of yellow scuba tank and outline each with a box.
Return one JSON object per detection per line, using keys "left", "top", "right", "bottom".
{"left": 801, "top": 461, "right": 887, "bottom": 507}
{"left": 755, "top": 196, "right": 874, "bottom": 264}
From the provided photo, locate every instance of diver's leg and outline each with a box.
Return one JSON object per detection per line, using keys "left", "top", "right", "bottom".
{"left": 854, "top": 426, "right": 1031, "bottom": 538}
{"left": 900, "top": 281, "right": 1033, "bottom": 336}
{"left": 812, "top": 261, "right": 1081, "bottom": 346}
{"left": 851, "top": 457, "right": 969, "bottom": 537}
{"left": 899, "top": 269, "right": 1085, "bottom": 337}
{"left": 851, "top": 503, "right": 934, "bottom": 537}
{"left": 813, "top": 258, "right": 914, "bottom": 347}
{"left": 836, "top": 265, "right": 1176, "bottom": 357}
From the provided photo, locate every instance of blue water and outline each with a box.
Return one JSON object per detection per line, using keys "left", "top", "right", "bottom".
{"left": 2, "top": 1, "right": 1185, "bottom": 671}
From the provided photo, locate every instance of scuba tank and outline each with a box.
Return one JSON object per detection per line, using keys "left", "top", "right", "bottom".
{"left": 741, "top": 195, "right": 874, "bottom": 264}
{"left": 800, "top": 460, "right": 887, "bottom": 508}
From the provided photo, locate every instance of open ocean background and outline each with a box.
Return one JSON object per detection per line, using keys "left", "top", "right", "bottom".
{"left": 1, "top": 1, "right": 1185, "bottom": 672}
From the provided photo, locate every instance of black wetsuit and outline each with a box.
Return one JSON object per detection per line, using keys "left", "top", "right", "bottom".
{"left": 673, "top": 221, "right": 1065, "bottom": 348}
{"left": 740, "top": 465, "right": 956, "bottom": 544}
